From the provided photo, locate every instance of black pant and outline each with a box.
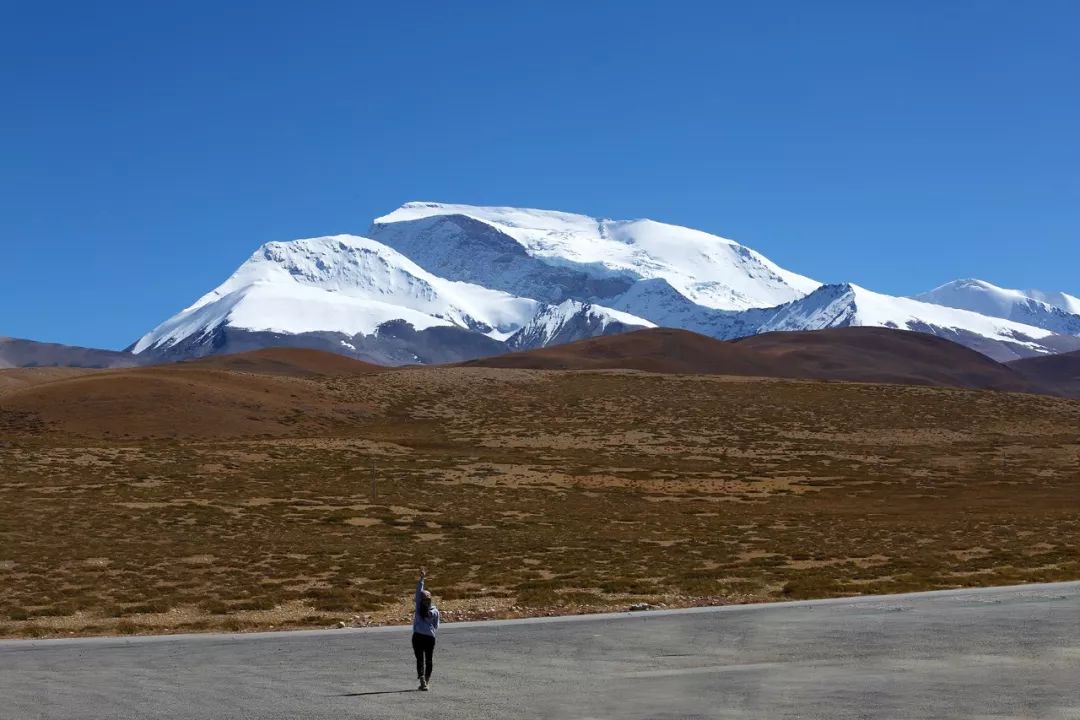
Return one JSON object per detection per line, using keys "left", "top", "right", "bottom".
{"left": 412, "top": 632, "right": 435, "bottom": 679}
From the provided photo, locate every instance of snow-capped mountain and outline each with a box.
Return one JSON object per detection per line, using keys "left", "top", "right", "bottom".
{"left": 1027, "top": 289, "right": 1080, "bottom": 315}
{"left": 131, "top": 234, "right": 653, "bottom": 365}
{"left": 364, "top": 202, "right": 1080, "bottom": 360}
{"left": 130, "top": 201, "right": 1080, "bottom": 365}
{"left": 746, "top": 283, "right": 1080, "bottom": 361}
{"left": 133, "top": 235, "right": 541, "bottom": 355}
{"left": 368, "top": 202, "right": 820, "bottom": 314}
{"left": 506, "top": 300, "right": 654, "bottom": 351}
{"left": 913, "top": 279, "right": 1080, "bottom": 336}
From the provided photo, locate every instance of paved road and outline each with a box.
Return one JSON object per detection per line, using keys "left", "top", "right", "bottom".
{"left": 2, "top": 582, "right": 1079, "bottom": 719}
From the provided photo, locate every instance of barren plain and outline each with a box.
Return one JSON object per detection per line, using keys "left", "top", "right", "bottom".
{"left": 1, "top": 355, "right": 1078, "bottom": 638}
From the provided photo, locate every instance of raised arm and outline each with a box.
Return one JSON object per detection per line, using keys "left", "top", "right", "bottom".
{"left": 415, "top": 567, "right": 426, "bottom": 612}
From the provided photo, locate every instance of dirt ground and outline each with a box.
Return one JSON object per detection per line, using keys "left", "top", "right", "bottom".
{"left": 1, "top": 366, "right": 1079, "bottom": 638}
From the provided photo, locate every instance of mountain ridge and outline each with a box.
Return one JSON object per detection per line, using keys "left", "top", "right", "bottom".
{"left": 748, "top": 283, "right": 1080, "bottom": 362}
{"left": 369, "top": 201, "right": 820, "bottom": 313}
{"left": 39, "top": 199, "right": 1072, "bottom": 368}
{"left": 913, "top": 278, "right": 1080, "bottom": 336}
{"left": 129, "top": 230, "right": 660, "bottom": 364}
{"left": 0, "top": 337, "right": 143, "bottom": 370}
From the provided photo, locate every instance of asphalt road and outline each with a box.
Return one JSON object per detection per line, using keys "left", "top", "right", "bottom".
{"left": 2, "top": 582, "right": 1079, "bottom": 720}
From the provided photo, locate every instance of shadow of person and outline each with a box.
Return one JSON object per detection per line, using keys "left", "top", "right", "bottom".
{"left": 337, "top": 689, "right": 417, "bottom": 697}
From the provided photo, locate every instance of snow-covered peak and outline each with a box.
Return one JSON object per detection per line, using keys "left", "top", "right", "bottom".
{"left": 913, "top": 279, "right": 1080, "bottom": 336}
{"left": 756, "top": 283, "right": 1062, "bottom": 360}
{"left": 133, "top": 235, "right": 541, "bottom": 354}
{"left": 506, "top": 300, "right": 653, "bottom": 351}
{"left": 184, "top": 235, "right": 444, "bottom": 313}
{"left": 371, "top": 202, "right": 819, "bottom": 311}
{"left": 523, "top": 299, "right": 653, "bottom": 340}
{"left": 129, "top": 202, "right": 1080, "bottom": 366}
{"left": 374, "top": 201, "right": 606, "bottom": 236}
{"left": 847, "top": 284, "right": 1053, "bottom": 341}
{"left": 915, "top": 278, "right": 1045, "bottom": 317}
{"left": 1026, "top": 289, "right": 1080, "bottom": 315}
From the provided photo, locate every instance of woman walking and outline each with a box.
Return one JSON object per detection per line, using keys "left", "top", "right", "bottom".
{"left": 412, "top": 567, "right": 440, "bottom": 690}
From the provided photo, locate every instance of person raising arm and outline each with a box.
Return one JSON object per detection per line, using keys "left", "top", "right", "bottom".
{"left": 411, "top": 567, "right": 440, "bottom": 690}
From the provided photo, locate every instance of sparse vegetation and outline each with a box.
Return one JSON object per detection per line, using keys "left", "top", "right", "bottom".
{"left": 1, "top": 366, "right": 1079, "bottom": 638}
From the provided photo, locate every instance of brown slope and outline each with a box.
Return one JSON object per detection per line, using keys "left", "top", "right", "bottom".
{"left": 176, "top": 347, "right": 386, "bottom": 377}
{"left": 0, "top": 367, "right": 99, "bottom": 398}
{"left": 464, "top": 327, "right": 1036, "bottom": 392}
{"left": 0, "top": 363, "right": 371, "bottom": 440}
{"left": 733, "top": 327, "right": 1036, "bottom": 392}
{"left": 1006, "top": 350, "right": 1080, "bottom": 398}
{"left": 461, "top": 328, "right": 785, "bottom": 375}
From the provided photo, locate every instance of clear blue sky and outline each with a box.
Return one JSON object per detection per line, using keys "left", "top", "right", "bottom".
{"left": 2, "top": 1, "right": 1077, "bottom": 349}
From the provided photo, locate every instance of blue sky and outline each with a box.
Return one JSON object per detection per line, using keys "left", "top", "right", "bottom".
{"left": 2, "top": 1, "right": 1077, "bottom": 349}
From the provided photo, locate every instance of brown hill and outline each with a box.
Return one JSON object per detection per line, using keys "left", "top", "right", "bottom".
{"left": 461, "top": 328, "right": 781, "bottom": 375}
{"left": 733, "top": 327, "right": 1035, "bottom": 391}
{"left": 0, "top": 363, "right": 371, "bottom": 439}
{"left": 0, "top": 328, "right": 1047, "bottom": 443}
{"left": 177, "top": 347, "right": 386, "bottom": 377}
{"left": 0, "top": 367, "right": 98, "bottom": 398}
{"left": 1006, "top": 350, "right": 1080, "bottom": 398}
{"left": 3, "top": 343, "right": 1080, "bottom": 640}
{"left": 464, "top": 327, "right": 1036, "bottom": 392}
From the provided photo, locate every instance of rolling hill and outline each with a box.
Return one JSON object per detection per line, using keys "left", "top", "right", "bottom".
{"left": 1006, "top": 350, "right": 1080, "bottom": 398}
{"left": 464, "top": 326, "right": 1038, "bottom": 392}
{"left": 178, "top": 347, "right": 387, "bottom": 377}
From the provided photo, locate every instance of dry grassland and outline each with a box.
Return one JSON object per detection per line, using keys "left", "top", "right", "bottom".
{"left": 1, "top": 367, "right": 1079, "bottom": 638}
